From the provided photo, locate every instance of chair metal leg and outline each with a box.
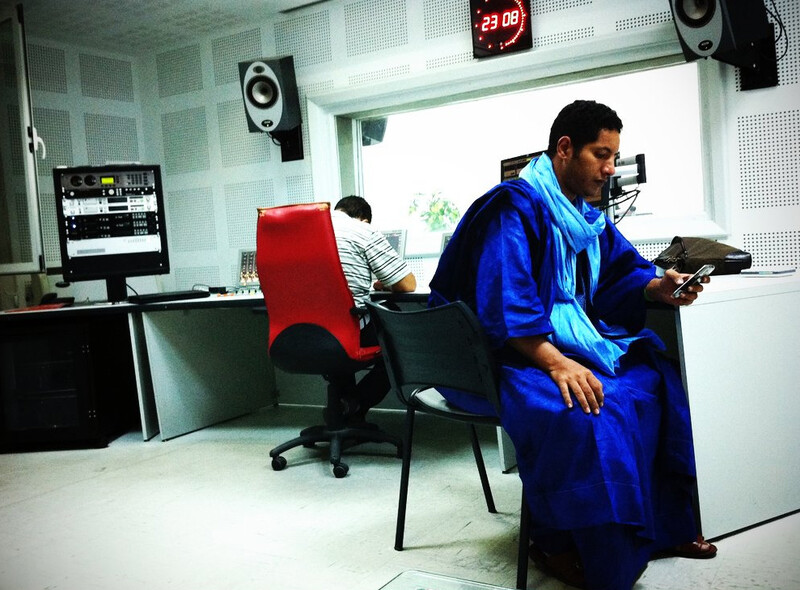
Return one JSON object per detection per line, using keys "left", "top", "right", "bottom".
{"left": 516, "top": 488, "right": 530, "bottom": 590}
{"left": 468, "top": 424, "right": 497, "bottom": 513}
{"left": 394, "top": 407, "right": 415, "bottom": 551}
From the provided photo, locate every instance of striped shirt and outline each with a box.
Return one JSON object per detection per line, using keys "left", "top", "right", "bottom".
{"left": 330, "top": 209, "right": 410, "bottom": 305}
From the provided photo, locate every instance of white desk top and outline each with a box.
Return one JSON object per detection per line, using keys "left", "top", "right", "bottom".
{"left": 685, "top": 272, "right": 800, "bottom": 306}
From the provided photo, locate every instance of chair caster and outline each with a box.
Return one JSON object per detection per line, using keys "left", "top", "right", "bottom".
{"left": 332, "top": 462, "right": 349, "bottom": 478}
{"left": 271, "top": 455, "right": 287, "bottom": 471}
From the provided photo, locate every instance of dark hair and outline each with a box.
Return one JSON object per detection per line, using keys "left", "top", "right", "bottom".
{"left": 545, "top": 100, "right": 623, "bottom": 157}
{"left": 334, "top": 195, "right": 372, "bottom": 223}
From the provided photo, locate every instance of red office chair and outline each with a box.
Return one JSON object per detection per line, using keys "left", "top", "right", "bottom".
{"left": 256, "top": 202, "right": 401, "bottom": 478}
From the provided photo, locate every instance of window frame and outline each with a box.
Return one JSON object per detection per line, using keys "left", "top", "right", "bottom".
{"left": 308, "top": 29, "right": 730, "bottom": 244}
{"left": 0, "top": 4, "right": 45, "bottom": 276}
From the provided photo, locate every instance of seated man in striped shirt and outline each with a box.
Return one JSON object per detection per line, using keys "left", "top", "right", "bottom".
{"left": 330, "top": 195, "right": 416, "bottom": 421}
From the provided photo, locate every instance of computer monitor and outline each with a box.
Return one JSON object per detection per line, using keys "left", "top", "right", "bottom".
{"left": 500, "top": 151, "right": 542, "bottom": 182}
{"left": 441, "top": 231, "right": 454, "bottom": 252}
{"left": 53, "top": 164, "right": 170, "bottom": 303}
{"left": 380, "top": 229, "right": 407, "bottom": 258}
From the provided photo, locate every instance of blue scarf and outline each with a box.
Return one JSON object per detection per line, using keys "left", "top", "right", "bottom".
{"left": 518, "top": 156, "right": 633, "bottom": 374}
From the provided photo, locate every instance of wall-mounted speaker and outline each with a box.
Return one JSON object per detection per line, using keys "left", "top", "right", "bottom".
{"left": 668, "top": 0, "right": 777, "bottom": 90}
{"left": 361, "top": 118, "right": 387, "bottom": 146}
{"left": 238, "top": 56, "right": 301, "bottom": 133}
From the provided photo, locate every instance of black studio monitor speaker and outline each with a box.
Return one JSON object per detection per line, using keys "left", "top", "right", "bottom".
{"left": 669, "top": 0, "right": 778, "bottom": 90}
{"left": 239, "top": 56, "right": 304, "bottom": 160}
{"left": 239, "top": 56, "right": 300, "bottom": 132}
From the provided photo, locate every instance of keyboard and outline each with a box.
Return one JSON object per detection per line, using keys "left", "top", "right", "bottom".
{"left": 128, "top": 290, "right": 210, "bottom": 304}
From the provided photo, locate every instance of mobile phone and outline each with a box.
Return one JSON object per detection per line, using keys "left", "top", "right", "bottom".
{"left": 671, "top": 264, "right": 715, "bottom": 298}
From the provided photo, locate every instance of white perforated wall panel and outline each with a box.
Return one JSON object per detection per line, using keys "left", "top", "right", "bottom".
{"left": 79, "top": 54, "right": 134, "bottom": 101}
{"left": 535, "top": 26, "right": 594, "bottom": 48}
{"left": 738, "top": 110, "right": 800, "bottom": 210}
{"left": 743, "top": 231, "right": 800, "bottom": 268}
{"left": 224, "top": 180, "right": 275, "bottom": 249}
{"left": 426, "top": 51, "right": 472, "bottom": 71}
{"left": 161, "top": 107, "right": 211, "bottom": 174}
{"left": 167, "top": 187, "right": 217, "bottom": 252}
{"left": 423, "top": 0, "right": 469, "bottom": 39}
{"left": 174, "top": 266, "right": 221, "bottom": 291}
{"left": 635, "top": 240, "right": 673, "bottom": 263}
{"left": 212, "top": 29, "right": 262, "bottom": 86}
{"left": 84, "top": 114, "right": 139, "bottom": 165}
{"left": 616, "top": 10, "right": 673, "bottom": 31}
{"left": 156, "top": 45, "right": 203, "bottom": 98}
{"left": 344, "top": 0, "right": 408, "bottom": 57}
{"left": 532, "top": 0, "right": 591, "bottom": 16}
{"left": 275, "top": 12, "right": 332, "bottom": 67}
{"left": 286, "top": 175, "right": 315, "bottom": 204}
{"left": 27, "top": 44, "right": 67, "bottom": 93}
{"left": 217, "top": 100, "right": 271, "bottom": 167}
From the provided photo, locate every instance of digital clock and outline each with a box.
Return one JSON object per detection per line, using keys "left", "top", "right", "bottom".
{"left": 470, "top": 0, "right": 533, "bottom": 58}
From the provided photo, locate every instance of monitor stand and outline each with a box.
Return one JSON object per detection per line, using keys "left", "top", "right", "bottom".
{"left": 106, "top": 277, "right": 128, "bottom": 303}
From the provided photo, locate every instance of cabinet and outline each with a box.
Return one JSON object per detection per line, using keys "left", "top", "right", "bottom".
{"left": 0, "top": 312, "right": 138, "bottom": 450}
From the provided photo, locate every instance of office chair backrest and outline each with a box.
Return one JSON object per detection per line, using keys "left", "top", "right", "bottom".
{"left": 366, "top": 301, "right": 501, "bottom": 414}
{"left": 256, "top": 203, "right": 380, "bottom": 374}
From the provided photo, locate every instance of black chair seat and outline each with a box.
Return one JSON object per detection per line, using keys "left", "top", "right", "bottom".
{"left": 410, "top": 389, "right": 502, "bottom": 426}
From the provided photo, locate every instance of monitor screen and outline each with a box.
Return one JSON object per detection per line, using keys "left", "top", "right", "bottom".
{"left": 500, "top": 150, "right": 542, "bottom": 182}
{"left": 53, "top": 164, "right": 170, "bottom": 302}
{"left": 380, "top": 229, "right": 407, "bottom": 258}
{"left": 441, "top": 231, "right": 453, "bottom": 252}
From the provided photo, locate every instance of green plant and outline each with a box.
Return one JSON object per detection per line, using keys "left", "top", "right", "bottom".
{"left": 408, "top": 192, "right": 460, "bottom": 231}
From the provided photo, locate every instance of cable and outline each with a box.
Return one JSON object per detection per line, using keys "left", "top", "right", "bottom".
{"left": 600, "top": 187, "right": 640, "bottom": 224}
{"left": 766, "top": 0, "right": 789, "bottom": 62}
{"left": 613, "top": 189, "right": 640, "bottom": 223}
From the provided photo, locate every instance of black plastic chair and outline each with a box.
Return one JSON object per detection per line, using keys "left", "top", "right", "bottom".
{"left": 366, "top": 300, "right": 530, "bottom": 590}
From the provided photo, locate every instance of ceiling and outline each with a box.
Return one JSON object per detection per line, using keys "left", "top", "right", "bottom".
{"left": 8, "top": 0, "right": 327, "bottom": 54}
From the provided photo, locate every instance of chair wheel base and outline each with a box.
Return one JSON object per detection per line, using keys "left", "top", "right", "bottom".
{"left": 271, "top": 455, "right": 287, "bottom": 471}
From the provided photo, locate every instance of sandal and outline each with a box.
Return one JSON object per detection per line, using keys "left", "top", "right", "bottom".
{"left": 528, "top": 543, "right": 586, "bottom": 589}
{"left": 656, "top": 535, "right": 718, "bottom": 559}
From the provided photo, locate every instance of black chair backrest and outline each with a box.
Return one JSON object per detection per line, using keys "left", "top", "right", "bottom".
{"left": 366, "top": 301, "right": 501, "bottom": 414}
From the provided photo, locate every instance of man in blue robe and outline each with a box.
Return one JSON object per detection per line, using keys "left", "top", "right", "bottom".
{"left": 429, "top": 100, "right": 716, "bottom": 589}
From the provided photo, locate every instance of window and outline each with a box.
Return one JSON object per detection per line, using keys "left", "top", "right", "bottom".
{"left": 360, "top": 62, "right": 704, "bottom": 255}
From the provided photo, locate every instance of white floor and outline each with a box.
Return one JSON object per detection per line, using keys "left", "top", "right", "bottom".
{"left": 1, "top": 405, "right": 798, "bottom": 590}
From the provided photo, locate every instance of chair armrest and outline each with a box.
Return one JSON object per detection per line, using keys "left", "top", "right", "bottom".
{"left": 350, "top": 305, "right": 368, "bottom": 318}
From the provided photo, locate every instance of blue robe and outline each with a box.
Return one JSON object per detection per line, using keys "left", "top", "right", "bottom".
{"left": 429, "top": 178, "right": 698, "bottom": 590}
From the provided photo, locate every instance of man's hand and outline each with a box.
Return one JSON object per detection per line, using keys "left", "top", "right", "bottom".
{"left": 547, "top": 355, "right": 604, "bottom": 415}
{"left": 646, "top": 268, "right": 710, "bottom": 306}
{"left": 508, "top": 335, "right": 604, "bottom": 415}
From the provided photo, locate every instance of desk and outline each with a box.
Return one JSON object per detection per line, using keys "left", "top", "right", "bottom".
{"left": 128, "top": 293, "right": 275, "bottom": 440}
{"left": 0, "top": 294, "right": 276, "bottom": 445}
{"left": 663, "top": 273, "right": 800, "bottom": 539}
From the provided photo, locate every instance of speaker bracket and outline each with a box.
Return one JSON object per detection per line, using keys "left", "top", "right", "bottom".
{"left": 738, "top": 27, "right": 779, "bottom": 91}
{"left": 270, "top": 127, "right": 304, "bottom": 162}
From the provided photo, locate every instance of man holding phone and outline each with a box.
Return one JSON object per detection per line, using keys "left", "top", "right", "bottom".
{"left": 429, "top": 100, "right": 713, "bottom": 589}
